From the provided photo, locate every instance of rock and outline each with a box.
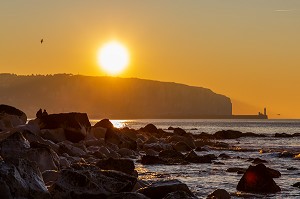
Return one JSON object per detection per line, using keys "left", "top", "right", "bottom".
{"left": 163, "top": 190, "right": 197, "bottom": 199}
{"left": 158, "top": 149, "right": 187, "bottom": 164}
{"left": 0, "top": 113, "right": 25, "bottom": 131}
{"left": 195, "top": 147, "right": 208, "bottom": 152}
{"left": 219, "top": 153, "right": 231, "bottom": 159}
{"left": 38, "top": 112, "right": 91, "bottom": 143}
{"left": 250, "top": 158, "right": 268, "bottom": 164}
{"left": 40, "top": 128, "right": 66, "bottom": 143}
{"left": 90, "top": 126, "right": 107, "bottom": 139}
{"left": 172, "top": 141, "right": 192, "bottom": 152}
{"left": 185, "top": 150, "right": 215, "bottom": 163}
{"left": 287, "top": 167, "right": 298, "bottom": 170}
{"left": 279, "top": 151, "right": 295, "bottom": 158}
{"left": 142, "top": 124, "right": 159, "bottom": 134}
{"left": 94, "top": 119, "right": 114, "bottom": 129}
{"left": 0, "top": 104, "right": 27, "bottom": 123}
{"left": 105, "top": 128, "right": 137, "bottom": 150}
{"left": 292, "top": 182, "right": 300, "bottom": 188}
{"left": 207, "top": 189, "right": 230, "bottom": 199}
{"left": 96, "top": 157, "right": 135, "bottom": 176}
{"left": 49, "top": 168, "right": 137, "bottom": 198}
{"left": 0, "top": 158, "right": 50, "bottom": 199}
{"left": 141, "top": 155, "right": 165, "bottom": 165}
{"left": 0, "top": 131, "right": 30, "bottom": 158}
{"left": 145, "top": 149, "right": 159, "bottom": 156}
{"left": 137, "top": 179, "right": 194, "bottom": 199}
{"left": 118, "top": 148, "right": 135, "bottom": 157}
{"left": 214, "top": 130, "right": 243, "bottom": 139}
{"left": 58, "top": 141, "right": 86, "bottom": 157}
{"left": 42, "top": 170, "right": 60, "bottom": 186}
{"left": 237, "top": 163, "right": 281, "bottom": 193}
{"left": 275, "top": 133, "right": 293, "bottom": 138}
{"left": 173, "top": 128, "right": 187, "bottom": 136}
{"left": 226, "top": 167, "right": 246, "bottom": 174}
{"left": 107, "top": 192, "right": 150, "bottom": 199}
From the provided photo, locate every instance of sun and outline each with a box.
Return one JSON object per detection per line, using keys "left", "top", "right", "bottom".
{"left": 97, "top": 41, "right": 129, "bottom": 75}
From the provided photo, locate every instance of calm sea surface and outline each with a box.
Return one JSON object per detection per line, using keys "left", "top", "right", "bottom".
{"left": 90, "top": 119, "right": 300, "bottom": 198}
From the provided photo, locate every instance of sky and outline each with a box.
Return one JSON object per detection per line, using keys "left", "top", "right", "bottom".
{"left": 1, "top": 0, "right": 300, "bottom": 118}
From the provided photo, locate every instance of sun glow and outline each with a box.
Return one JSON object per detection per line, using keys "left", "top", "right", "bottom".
{"left": 97, "top": 41, "right": 129, "bottom": 75}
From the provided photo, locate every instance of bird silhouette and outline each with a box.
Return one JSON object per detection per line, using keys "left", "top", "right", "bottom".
{"left": 41, "top": 39, "right": 43, "bottom": 44}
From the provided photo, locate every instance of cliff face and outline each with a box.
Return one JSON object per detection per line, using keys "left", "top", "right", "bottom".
{"left": 0, "top": 74, "right": 232, "bottom": 118}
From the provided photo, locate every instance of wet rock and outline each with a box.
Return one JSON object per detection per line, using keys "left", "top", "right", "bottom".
{"left": 207, "top": 189, "right": 230, "bottom": 199}
{"left": 237, "top": 163, "right": 281, "bottom": 193}
{"left": 292, "top": 182, "right": 300, "bottom": 188}
{"left": 42, "top": 170, "right": 60, "bottom": 186}
{"left": 195, "top": 147, "right": 208, "bottom": 152}
{"left": 172, "top": 141, "right": 192, "bottom": 152}
{"left": 158, "top": 149, "right": 187, "bottom": 164}
{"left": 219, "top": 153, "right": 231, "bottom": 159}
{"left": 145, "top": 149, "right": 159, "bottom": 156}
{"left": 275, "top": 133, "right": 293, "bottom": 138}
{"left": 214, "top": 130, "right": 243, "bottom": 139}
{"left": 137, "top": 179, "right": 194, "bottom": 199}
{"left": 96, "top": 157, "right": 135, "bottom": 176}
{"left": 107, "top": 192, "right": 150, "bottom": 199}
{"left": 163, "top": 190, "right": 197, "bottom": 199}
{"left": 118, "top": 148, "right": 135, "bottom": 157}
{"left": 185, "top": 150, "right": 215, "bottom": 163}
{"left": 248, "top": 158, "right": 268, "bottom": 164}
{"left": 213, "top": 161, "right": 225, "bottom": 165}
{"left": 173, "top": 127, "right": 187, "bottom": 136}
{"left": 0, "top": 104, "right": 27, "bottom": 123}
{"left": 287, "top": 167, "right": 298, "bottom": 170}
{"left": 142, "top": 124, "right": 159, "bottom": 134}
{"left": 141, "top": 155, "right": 165, "bottom": 165}
{"left": 279, "top": 151, "right": 295, "bottom": 158}
{"left": 50, "top": 168, "right": 137, "bottom": 198}
{"left": 0, "top": 158, "right": 50, "bottom": 199}
{"left": 226, "top": 167, "right": 246, "bottom": 174}
{"left": 94, "top": 118, "right": 114, "bottom": 129}
{"left": 38, "top": 112, "right": 91, "bottom": 143}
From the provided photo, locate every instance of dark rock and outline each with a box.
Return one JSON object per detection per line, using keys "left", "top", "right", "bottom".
{"left": 137, "top": 179, "right": 194, "bottom": 199}
{"left": 94, "top": 118, "right": 114, "bottom": 129}
{"left": 237, "top": 163, "right": 281, "bottom": 193}
{"left": 275, "top": 133, "right": 293, "bottom": 138}
{"left": 267, "top": 167, "right": 281, "bottom": 178}
{"left": 107, "top": 192, "right": 150, "bottom": 199}
{"left": 214, "top": 130, "right": 243, "bottom": 139}
{"left": 162, "top": 190, "right": 196, "bottom": 199}
{"left": 96, "top": 157, "right": 135, "bottom": 176}
{"left": 42, "top": 170, "right": 60, "bottom": 186}
{"left": 207, "top": 189, "right": 230, "bottom": 199}
{"left": 172, "top": 141, "right": 192, "bottom": 152}
{"left": 213, "top": 161, "right": 225, "bottom": 165}
{"left": 0, "top": 158, "right": 50, "bottom": 199}
{"left": 173, "top": 128, "right": 186, "bottom": 136}
{"left": 0, "top": 104, "right": 27, "bottom": 123}
{"left": 243, "top": 132, "right": 266, "bottom": 137}
{"left": 185, "top": 150, "right": 215, "bottom": 163}
{"left": 142, "top": 124, "right": 159, "bottom": 134}
{"left": 38, "top": 112, "right": 91, "bottom": 143}
{"left": 50, "top": 168, "right": 137, "bottom": 198}
{"left": 195, "top": 147, "right": 208, "bottom": 151}
{"left": 278, "top": 151, "right": 295, "bottom": 158}
{"left": 292, "top": 182, "right": 300, "bottom": 188}
{"left": 250, "top": 158, "right": 268, "bottom": 164}
{"left": 159, "top": 149, "right": 185, "bottom": 160}
{"left": 168, "top": 127, "right": 175, "bottom": 130}
{"left": 141, "top": 155, "right": 165, "bottom": 165}
{"left": 105, "top": 128, "right": 137, "bottom": 150}
{"left": 0, "top": 131, "right": 30, "bottom": 158}
{"left": 287, "top": 167, "right": 298, "bottom": 170}
{"left": 226, "top": 167, "right": 246, "bottom": 174}
{"left": 219, "top": 153, "right": 231, "bottom": 159}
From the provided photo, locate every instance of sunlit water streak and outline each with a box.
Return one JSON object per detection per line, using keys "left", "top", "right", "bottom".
{"left": 90, "top": 119, "right": 300, "bottom": 198}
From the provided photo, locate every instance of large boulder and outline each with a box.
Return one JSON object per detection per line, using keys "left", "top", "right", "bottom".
{"left": 96, "top": 157, "right": 135, "bottom": 176}
{"left": 137, "top": 179, "right": 194, "bottom": 199}
{"left": 0, "top": 104, "right": 27, "bottom": 124}
{"left": 141, "top": 124, "right": 159, "bottom": 134}
{"left": 49, "top": 167, "right": 137, "bottom": 198}
{"left": 0, "top": 131, "right": 30, "bottom": 158}
{"left": 105, "top": 128, "right": 137, "bottom": 150}
{"left": 94, "top": 119, "right": 114, "bottom": 129}
{"left": 38, "top": 112, "right": 91, "bottom": 143}
{"left": 237, "top": 164, "right": 281, "bottom": 193}
{"left": 0, "top": 158, "right": 50, "bottom": 199}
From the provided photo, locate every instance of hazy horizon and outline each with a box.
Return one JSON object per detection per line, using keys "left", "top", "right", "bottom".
{"left": 1, "top": 1, "right": 300, "bottom": 118}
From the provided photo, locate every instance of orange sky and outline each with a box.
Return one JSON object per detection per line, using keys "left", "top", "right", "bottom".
{"left": 1, "top": 1, "right": 300, "bottom": 118}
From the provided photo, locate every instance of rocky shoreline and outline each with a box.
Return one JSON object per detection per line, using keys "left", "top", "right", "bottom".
{"left": 0, "top": 104, "right": 299, "bottom": 198}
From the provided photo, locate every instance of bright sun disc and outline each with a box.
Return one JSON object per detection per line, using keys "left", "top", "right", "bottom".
{"left": 97, "top": 41, "right": 129, "bottom": 75}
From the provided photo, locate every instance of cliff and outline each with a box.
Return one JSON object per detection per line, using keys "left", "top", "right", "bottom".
{"left": 0, "top": 74, "right": 232, "bottom": 118}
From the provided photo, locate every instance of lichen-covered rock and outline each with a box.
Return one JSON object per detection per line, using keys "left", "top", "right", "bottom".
{"left": 137, "top": 179, "right": 194, "bottom": 199}
{"left": 237, "top": 163, "right": 281, "bottom": 193}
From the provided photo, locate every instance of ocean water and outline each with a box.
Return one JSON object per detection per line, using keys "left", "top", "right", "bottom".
{"left": 91, "top": 119, "right": 300, "bottom": 198}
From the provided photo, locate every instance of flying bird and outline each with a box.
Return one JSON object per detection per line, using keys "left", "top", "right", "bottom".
{"left": 40, "top": 39, "right": 43, "bottom": 44}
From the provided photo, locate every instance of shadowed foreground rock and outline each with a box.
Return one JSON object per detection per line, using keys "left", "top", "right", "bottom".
{"left": 137, "top": 179, "right": 194, "bottom": 199}
{"left": 0, "top": 158, "right": 50, "bottom": 199}
{"left": 237, "top": 163, "right": 281, "bottom": 193}
{"left": 207, "top": 189, "right": 230, "bottom": 199}
{"left": 96, "top": 157, "right": 135, "bottom": 176}
{"left": 49, "top": 167, "right": 137, "bottom": 199}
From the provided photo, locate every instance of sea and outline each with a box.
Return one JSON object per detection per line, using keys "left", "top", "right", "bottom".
{"left": 91, "top": 119, "right": 300, "bottom": 198}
